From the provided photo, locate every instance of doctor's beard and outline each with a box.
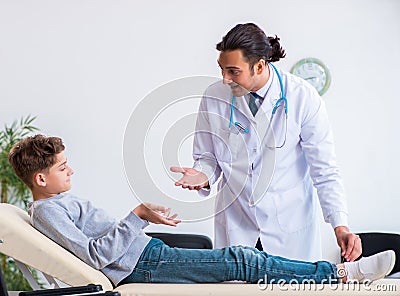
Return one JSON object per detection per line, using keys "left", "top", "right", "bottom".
{"left": 229, "top": 82, "right": 249, "bottom": 97}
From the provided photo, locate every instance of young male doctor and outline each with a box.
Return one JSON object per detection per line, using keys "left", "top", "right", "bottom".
{"left": 171, "top": 23, "right": 361, "bottom": 262}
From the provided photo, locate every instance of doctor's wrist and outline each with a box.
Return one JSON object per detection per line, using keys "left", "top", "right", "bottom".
{"left": 334, "top": 226, "right": 350, "bottom": 235}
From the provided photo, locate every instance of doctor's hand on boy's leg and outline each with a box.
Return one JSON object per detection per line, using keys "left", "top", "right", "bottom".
{"left": 170, "top": 166, "right": 209, "bottom": 190}
{"left": 133, "top": 203, "right": 181, "bottom": 226}
{"left": 335, "top": 226, "right": 362, "bottom": 262}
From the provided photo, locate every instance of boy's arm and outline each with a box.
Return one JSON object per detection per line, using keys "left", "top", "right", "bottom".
{"left": 31, "top": 204, "right": 148, "bottom": 270}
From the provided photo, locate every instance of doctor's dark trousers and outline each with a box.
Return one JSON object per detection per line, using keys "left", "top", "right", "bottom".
{"left": 119, "top": 238, "right": 339, "bottom": 285}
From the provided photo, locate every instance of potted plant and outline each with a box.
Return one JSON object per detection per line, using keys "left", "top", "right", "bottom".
{"left": 0, "top": 115, "right": 41, "bottom": 290}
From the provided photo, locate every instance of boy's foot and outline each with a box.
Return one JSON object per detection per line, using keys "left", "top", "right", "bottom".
{"left": 344, "top": 250, "right": 396, "bottom": 282}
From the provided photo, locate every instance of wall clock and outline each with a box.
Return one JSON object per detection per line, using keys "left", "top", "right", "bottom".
{"left": 290, "top": 58, "right": 331, "bottom": 95}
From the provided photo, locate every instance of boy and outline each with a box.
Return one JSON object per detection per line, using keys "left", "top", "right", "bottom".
{"left": 8, "top": 135, "right": 395, "bottom": 287}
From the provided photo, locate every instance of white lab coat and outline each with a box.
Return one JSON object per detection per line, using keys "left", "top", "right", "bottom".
{"left": 193, "top": 65, "right": 348, "bottom": 261}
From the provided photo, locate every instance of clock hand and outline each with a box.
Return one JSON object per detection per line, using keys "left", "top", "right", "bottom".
{"left": 305, "top": 76, "right": 317, "bottom": 80}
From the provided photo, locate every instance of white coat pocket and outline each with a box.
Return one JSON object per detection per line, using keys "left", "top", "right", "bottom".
{"left": 272, "top": 179, "right": 315, "bottom": 234}
{"left": 213, "top": 128, "right": 240, "bottom": 163}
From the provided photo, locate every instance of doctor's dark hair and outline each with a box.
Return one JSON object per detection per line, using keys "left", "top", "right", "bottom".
{"left": 216, "top": 23, "right": 286, "bottom": 73}
{"left": 8, "top": 134, "right": 65, "bottom": 188}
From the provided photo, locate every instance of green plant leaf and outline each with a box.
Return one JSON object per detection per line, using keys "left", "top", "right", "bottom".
{"left": 0, "top": 116, "right": 43, "bottom": 289}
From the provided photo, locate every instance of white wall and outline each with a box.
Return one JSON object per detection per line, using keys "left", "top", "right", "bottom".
{"left": 1, "top": 0, "right": 399, "bottom": 261}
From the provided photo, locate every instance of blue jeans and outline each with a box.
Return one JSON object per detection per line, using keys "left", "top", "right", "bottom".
{"left": 119, "top": 238, "right": 339, "bottom": 285}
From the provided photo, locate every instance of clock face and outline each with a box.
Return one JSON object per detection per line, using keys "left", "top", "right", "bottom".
{"left": 290, "top": 58, "right": 331, "bottom": 95}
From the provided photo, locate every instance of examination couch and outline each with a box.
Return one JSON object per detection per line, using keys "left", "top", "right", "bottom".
{"left": 1, "top": 203, "right": 399, "bottom": 296}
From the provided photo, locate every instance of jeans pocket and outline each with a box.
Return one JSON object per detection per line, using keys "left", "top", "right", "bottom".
{"left": 126, "top": 267, "right": 151, "bottom": 283}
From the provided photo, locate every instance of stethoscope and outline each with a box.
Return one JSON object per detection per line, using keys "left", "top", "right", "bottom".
{"left": 228, "top": 63, "right": 288, "bottom": 148}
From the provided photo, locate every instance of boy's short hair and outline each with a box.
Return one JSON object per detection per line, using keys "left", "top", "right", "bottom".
{"left": 8, "top": 134, "right": 65, "bottom": 188}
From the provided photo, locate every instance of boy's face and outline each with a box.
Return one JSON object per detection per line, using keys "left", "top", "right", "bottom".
{"left": 39, "top": 151, "right": 74, "bottom": 195}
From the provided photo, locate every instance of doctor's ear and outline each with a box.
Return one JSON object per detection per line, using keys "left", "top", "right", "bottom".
{"left": 34, "top": 173, "right": 46, "bottom": 187}
{"left": 254, "top": 59, "right": 266, "bottom": 74}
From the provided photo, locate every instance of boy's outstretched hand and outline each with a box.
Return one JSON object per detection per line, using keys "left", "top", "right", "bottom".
{"left": 133, "top": 203, "right": 181, "bottom": 226}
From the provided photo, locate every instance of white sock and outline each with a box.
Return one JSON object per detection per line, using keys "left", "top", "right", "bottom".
{"left": 344, "top": 250, "right": 396, "bottom": 282}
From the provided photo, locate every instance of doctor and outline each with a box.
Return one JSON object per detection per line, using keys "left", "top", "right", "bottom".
{"left": 171, "top": 23, "right": 361, "bottom": 262}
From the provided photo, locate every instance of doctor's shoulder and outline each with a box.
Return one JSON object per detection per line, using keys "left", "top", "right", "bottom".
{"left": 285, "top": 72, "right": 322, "bottom": 105}
{"left": 284, "top": 71, "right": 324, "bottom": 122}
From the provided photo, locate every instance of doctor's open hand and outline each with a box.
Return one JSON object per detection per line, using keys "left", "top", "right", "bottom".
{"left": 133, "top": 203, "right": 181, "bottom": 227}
{"left": 170, "top": 166, "right": 209, "bottom": 191}
{"left": 334, "top": 226, "right": 362, "bottom": 262}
